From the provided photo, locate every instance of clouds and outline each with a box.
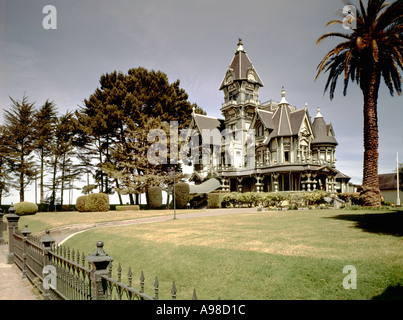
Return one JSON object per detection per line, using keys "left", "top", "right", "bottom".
{"left": 1, "top": 0, "right": 402, "bottom": 193}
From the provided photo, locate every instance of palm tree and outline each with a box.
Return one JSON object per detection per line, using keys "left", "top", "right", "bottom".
{"left": 316, "top": 0, "right": 403, "bottom": 206}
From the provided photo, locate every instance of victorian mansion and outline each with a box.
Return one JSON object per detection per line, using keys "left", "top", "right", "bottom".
{"left": 185, "top": 39, "right": 351, "bottom": 194}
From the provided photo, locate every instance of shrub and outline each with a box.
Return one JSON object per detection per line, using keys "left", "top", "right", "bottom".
{"left": 14, "top": 202, "right": 38, "bottom": 216}
{"left": 175, "top": 183, "right": 190, "bottom": 209}
{"left": 148, "top": 186, "right": 163, "bottom": 209}
{"left": 208, "top": 193, "right": 222, "bottom": 208}
{"left": 304, "top": 190, "right": 328, "bottom": 205}
{"left": 221, "top": 192, "right": 239, "bottom": 208}
{"left": 338, "top": 192, "right": 363, "bottom": 205}
{"left": 84, "top": 193, "right": 110, "bottom": 212}
{"left": 76, "top": 195, "right": 87, "bottom": 212}
{"left": 116, "top": 205, "right": 140, "bottom": 211}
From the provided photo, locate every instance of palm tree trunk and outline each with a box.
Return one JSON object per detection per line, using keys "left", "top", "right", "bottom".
{"left": 360, "top": 67, "right": 381, "bottom": 206}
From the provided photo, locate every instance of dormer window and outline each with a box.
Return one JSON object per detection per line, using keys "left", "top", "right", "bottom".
{"left": 226, "top": 75, "right": 233, "bottom": 84}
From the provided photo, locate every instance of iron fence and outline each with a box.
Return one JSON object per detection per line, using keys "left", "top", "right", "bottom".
{"left": 1, "top": 205, "right": 200, "bottom": 300}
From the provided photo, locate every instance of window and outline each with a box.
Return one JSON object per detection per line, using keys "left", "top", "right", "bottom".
{"left": 256, "top": 124, "right": 264, "bottom": 137}
{"left": 229, "top": 90, "right": 238, "bottom": 101}
{"left": 245, "top": 89, "right": 253, "bottom": 101}
{"left": 284, "top": 151, "right": 290, "bottom": 162}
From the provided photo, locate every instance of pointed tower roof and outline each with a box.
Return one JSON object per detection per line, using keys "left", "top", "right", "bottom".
{"left": 312, "top": 108, "right": 338, "bottom": 145}
{"left": 269, "top": 87, "right": 293, "bottom": 138}
{"left": 219, "top": 39, "right": 264, "bottom": 90}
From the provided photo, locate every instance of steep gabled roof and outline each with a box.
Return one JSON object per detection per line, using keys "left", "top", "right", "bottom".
{"left": 256, "top": 109, "right": 274, "bottom": 130}
{"left": 192, "top": 113, "right": 225, "bottom": 145}
{"left": 219, "top": 39, "right": 264, "bottom": 90}
{"left": 290, "top": 109, "right": 306, "bottom": 135}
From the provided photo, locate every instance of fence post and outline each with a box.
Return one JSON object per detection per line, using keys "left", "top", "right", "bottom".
{"left": 6, "top": 204, "right": 20, "bottom": 264}
{"left": 0, "top": 208, "right": 4, "bottom": 245}
{"left": 21, "top": 225, "right": 31, "bottom": 278}
{"left": 40, "top": 230, "right": 56, "bottom": 300}
{"left": 87, "top": 241, "right": 113, "bottom": 300}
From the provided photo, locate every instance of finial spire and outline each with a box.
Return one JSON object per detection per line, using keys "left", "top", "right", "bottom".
{"left": 237, "top": 38, "right": 244, "bottom": 52}
{"left": 280, "top": 86, "right": 288, "bottom": 104}
{"left": 315, "top": 107, "right": 323, "bottom": 118}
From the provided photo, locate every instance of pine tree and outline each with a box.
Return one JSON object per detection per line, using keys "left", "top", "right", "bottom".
{"left": 34, "top": 99, "right": 58, "bottom": 204}
{"left": 3, "top": 95, "right": 38, "bottom": 202}
{"left": 77, "top": 67, "right": 204, "bottom": 204}
{"left": 46, "top": 111, "right": 79, "bottom": 209}
{"left": 0, "top": 125, "right": 10, "bottom": 205}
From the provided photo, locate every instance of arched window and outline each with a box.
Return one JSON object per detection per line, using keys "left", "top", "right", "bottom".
{"left": 255, "top": 124, "right": 264, "bottom": 137}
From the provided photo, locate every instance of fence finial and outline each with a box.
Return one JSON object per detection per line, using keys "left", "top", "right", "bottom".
{"left": 171, "top": 282, "right": 177, "bottom": 300}
{"left": 87, "top": 241, "right": 113, "bottom": 271}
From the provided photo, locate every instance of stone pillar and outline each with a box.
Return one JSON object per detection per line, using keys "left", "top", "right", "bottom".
{"left": 6, "top": 204, "right": 20, "bottom": 264}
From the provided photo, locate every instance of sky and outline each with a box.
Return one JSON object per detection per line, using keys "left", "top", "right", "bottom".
{"left": 0, "top": 0, "right": 402, "bottom": 204}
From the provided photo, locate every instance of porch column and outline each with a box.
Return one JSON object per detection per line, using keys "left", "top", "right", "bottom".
{"left": 306, "top": 173, "right": 312, "bottom": 192}
{"left": 273, "top": 173, "right": 279, "bottom": 192}
{"left": 237, "top": 178, "right": 243, "bottom": 193}
{"left": 312, "top": 173, "right": 317, "bottom": 191}
{"left": 255, "top": 175, "right": 263, "bottom": 193}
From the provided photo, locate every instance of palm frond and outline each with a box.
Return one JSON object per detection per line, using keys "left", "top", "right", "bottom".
{"left": 316, "top": 32, "right": 351, "bottom": 45}
{"left": 316, "top": 0, "right": 403, "bottom": 99}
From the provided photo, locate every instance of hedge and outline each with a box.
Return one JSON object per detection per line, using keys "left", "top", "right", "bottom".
{"left": 211, "top": 191, "right": 330, "bottom": 208}
{"left": 14, "top": 202, "right": 38, "bottom": 216}
{"left": 76, "top": 196, "right": 87, "bottom": 212}
{"left": 76, "top": 193, "right": 110, "bottom": 212}
{"left": 174, "top": 183, "right": 190, "bottom": 209}
{"left": 148, "top": 186, "right": 163, "bottom": 209}
{"left": 115, "top": 205, "right": 140, "bottom": 211}
{"left": 207, "top": 193, "right": 222, "bottom": 208}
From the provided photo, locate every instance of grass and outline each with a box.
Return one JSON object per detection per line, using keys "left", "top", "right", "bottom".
{"left": 57, "top": 207, "right": 403, "bottom": 300}
{"left": 15, "top": 209, "right": 202, "bottom": 234}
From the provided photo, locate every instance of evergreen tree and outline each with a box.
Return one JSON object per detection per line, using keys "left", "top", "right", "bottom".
{"left": 47, "top": 111, "right": 79, "bottom": 209}
{"left": 3, "top": 95, "right": 38, "bottom": 202}
{"left": 0, "top": 126, "right": 10, "bottom": 205}
{"left": 77, "top": 67, "right": 204, "bottom": 204}
{"left": 34, "top": 99, "right": 58, "bottom": 204}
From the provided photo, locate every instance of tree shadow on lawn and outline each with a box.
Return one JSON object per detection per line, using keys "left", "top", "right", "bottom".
{"left": 372, "top": 285, "right": 403, "bottom": 300}
{"left": 329, "top": 210, "right": 403, "bottom": 237}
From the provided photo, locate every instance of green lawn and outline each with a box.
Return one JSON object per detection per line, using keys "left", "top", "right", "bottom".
{"left": 59, "top": 208, "right": 403, "bottom": 300}
{"left": 16, "top": 209, "right": 201, "bottom": 234}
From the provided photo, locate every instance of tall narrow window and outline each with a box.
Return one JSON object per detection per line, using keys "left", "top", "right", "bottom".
{"left": 284, "top": 151, "right": 290, "bottom": 162}
{"left": 246, "top": 89, "right": 253, "bottom": 101}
